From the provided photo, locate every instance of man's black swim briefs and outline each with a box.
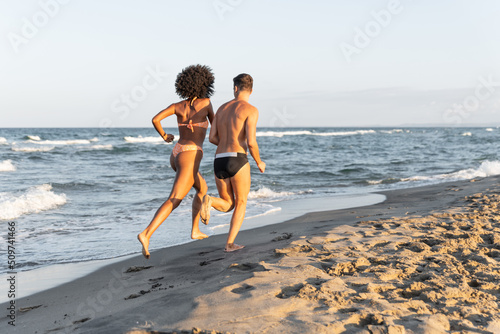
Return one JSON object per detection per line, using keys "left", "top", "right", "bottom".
{"left": 214, "top": 152, "right": 248, "bottom": 179}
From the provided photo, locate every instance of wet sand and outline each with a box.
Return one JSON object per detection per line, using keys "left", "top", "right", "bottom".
{"left": 4, "top": 176, "right": 500, "bottom": 333}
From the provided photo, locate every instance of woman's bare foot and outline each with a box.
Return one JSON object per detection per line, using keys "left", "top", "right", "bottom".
{"left": 224, "top": 243, "right": 245, "bottom": 252}
{"left": 200, "top": 195, "right": 212, "bottom": 225}
{"left": 137, "top": 233, "right": 150, "bottom": 259}
{"left": 191, "top": 231, "right": 209, "bottom": 240}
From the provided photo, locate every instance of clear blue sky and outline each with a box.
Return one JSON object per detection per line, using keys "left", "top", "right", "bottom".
{"left": 1, "top": 0, "right": 499, "bottom": 127}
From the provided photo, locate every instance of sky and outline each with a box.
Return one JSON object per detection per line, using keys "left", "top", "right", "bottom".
{"left": 1, "top": 0, "right": 499, "bottom": 128}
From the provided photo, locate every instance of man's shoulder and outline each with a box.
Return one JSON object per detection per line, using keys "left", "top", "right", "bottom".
{"left": 236, "top": 101, "right": 258, "bottom": 114}
{"left": 217, "top": 100, "right": 232, "bottom": 112}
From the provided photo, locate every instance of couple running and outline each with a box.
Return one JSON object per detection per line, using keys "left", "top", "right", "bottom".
{"left": 138, "top": 65, "right": 265, "bottom": 259}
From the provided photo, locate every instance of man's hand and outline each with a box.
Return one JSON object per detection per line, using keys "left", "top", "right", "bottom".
{"left": 257, "top": 161, "right": 266, "bottom": 173}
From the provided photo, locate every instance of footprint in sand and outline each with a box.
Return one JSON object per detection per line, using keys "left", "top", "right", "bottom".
{"left": 148, "top": 276, "right": 164, "bottom": 282}
{"left": 125, "top": 266, "right": 153, "bottom": 273}
{"left": 228, "top": 262, "right": 268, "bottom": 272}
{"left": 72, "top": 317, "right": 91, "bottom": 324}
{"left": 231, "top": 284, "right": 256, "bottom": 294}
{"left": 19, "top": 305, "right": 42, "bottom": 313}
{"left": 274, "top": 244, "right": 316, "bottom": 256}
{"left": 124, "top": 290, "right": 151, "bottom": 300}
{"left": 271, "top": 232, "right": 293, "bottom": 242}
{"left": 199, "top": 257, "right": 224, "bottom": 266}
{"left": 276, "top": 283, "right": 304, "bottom": 299}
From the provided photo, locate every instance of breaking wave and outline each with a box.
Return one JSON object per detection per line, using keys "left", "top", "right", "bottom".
{"left": 0, "top": 184, "right": 67, "bottom": 220}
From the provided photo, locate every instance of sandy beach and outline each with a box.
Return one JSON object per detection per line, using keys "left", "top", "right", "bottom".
{"left": 4, "top": 176, "right": 500, "bottom": 334}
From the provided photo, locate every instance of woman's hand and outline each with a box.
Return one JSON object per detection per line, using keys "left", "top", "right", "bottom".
{"left": 162, "top": 133, "right": 175, "bottom": 143}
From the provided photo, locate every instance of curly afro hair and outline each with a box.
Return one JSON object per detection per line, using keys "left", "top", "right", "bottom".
{"left": 175, "top": 64, "right": 215, "bottom": 100}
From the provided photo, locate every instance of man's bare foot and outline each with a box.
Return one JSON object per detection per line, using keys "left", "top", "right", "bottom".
{"left": 224, "top": 243, "right": 245, "bottom": 252}
{"left": 137, "top": 233, "right": 150, "bottom": 259}
{"left": 191, "top": 231, "right": 208, "bottom": 240}
{"left": 200, "top": 195, "right": 211, "bottom": 225}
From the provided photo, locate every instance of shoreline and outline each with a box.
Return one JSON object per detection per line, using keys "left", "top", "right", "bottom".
{"left": 5, "top": 176, "right": 500, "bottom": 333}
{"left": 0, "top": 192, "right": 385, "bottom": 304}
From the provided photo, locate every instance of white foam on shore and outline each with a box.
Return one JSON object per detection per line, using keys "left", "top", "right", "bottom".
{"left": 0, "top": 184, "right": 67, "bottom": 220}
{"left": 248, "top": 187, "right": 295, "bottom": 199}
{"left": 0, "top": 137, "right": 8, "bottom": 145}
{"left": 245, "top": 207, "right": 282, "bottom": 220}
{"left": 124, "top": 135, "right": 177, "bottom": 143}
{"left": 12, "top": 146, "right": 55, "bottom": 152}
{"left": 0, "top": 160, "right": 16, "bottom": 172}
{"left": 256, "top": 130, "right": 376, "bottom": 138}
{"left": 248, "top": 187, "right": 312, "bottom": 200}
{"left": 403, "top": 160, "right": 500, "bottom": 183}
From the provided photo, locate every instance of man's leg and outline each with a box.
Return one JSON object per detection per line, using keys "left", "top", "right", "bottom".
{"left": 225, "top": 163, "right": 251, "bottom": 252}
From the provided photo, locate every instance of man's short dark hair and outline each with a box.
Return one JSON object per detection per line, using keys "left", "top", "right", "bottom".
{"left": 233, "top": 73, "right": 253, "bottom": 92}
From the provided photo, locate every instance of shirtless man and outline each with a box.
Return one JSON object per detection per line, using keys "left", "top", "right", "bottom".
{"left": 201, "top": 73, "right": 265, "bottom": 252}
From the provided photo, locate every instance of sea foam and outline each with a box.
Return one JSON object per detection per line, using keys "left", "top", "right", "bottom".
{"left": 0, "top": 184, "right": 67, "bottom": 220}
{"left": 245, "top": 207, "right": 282, "bottom": 219}
{"left": 88, "top": 144, "right": 113, "bottom": 150}
{"left": 0, "top": 160, "right": 16, "bottom": 172}
{"left": 124, "top": 136, "right": 177, "bottom": 143}
{"left": 380, "top": 129, "right": 405, "bottom": 134}
{"left": 12, "top": 146, "right": 55, "bottom": 152}
{"left": 248, "top": 187, "right": 312, "bottom": 199}
{"left": 256, "top": 130, "right": 376, "bottom": 137}
{"left": 403, "top": 160, "right": 500, "bottom": 183}
{"left": 27, "top": 138, "right": 98, "bottom": 145}
{"left": 0, "top": 137, "right": 7, "bottom": 145}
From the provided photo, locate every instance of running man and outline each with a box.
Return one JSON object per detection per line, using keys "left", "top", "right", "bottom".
{"left": 200, "top": 73, "right": 265, "bottom": 252}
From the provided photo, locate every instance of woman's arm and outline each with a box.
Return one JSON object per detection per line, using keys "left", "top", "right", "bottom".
{"left": 207, "top": 101, "right": 215, "bottom": 124}
{"left": 152, "top": 104, "right": 176, "bottom": 142}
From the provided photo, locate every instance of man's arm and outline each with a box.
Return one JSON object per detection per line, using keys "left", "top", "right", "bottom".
{"left": 152, "top": 104, "right": 175, "bottom": 142}
{"left": 245, "top": 107, "right": 265, "bottom": 173}
{"left": 209, "top": 113, "right": 219, "bottom": 145}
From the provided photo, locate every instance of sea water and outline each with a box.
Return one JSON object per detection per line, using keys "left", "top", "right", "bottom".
{"left": 1, "top": 127, "right": 499, "bottom": 276}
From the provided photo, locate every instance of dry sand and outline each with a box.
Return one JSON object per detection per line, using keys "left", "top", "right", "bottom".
{"left": 4, "top": 176, "right": 500, "bottom": 334}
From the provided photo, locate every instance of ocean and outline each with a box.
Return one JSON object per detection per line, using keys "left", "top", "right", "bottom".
{"left": 1, "top": 127, "right": 499, "bottom": 276}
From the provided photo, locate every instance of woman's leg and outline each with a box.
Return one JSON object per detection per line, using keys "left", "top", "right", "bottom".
{"left": 190, "top": 150, "right": 208, "bottom": 239}
{"left": 138, "top": 151, "right": 198, "bottom": 259}
{"left": 200, "top": 176, "right": 235, "bottom": 224}
{"left": 191, "top": 171, "right": 208, "bottom": 239}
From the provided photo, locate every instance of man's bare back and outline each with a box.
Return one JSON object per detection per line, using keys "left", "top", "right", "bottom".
{"left": 201, "top": 73, "right": 265, "bottom": 252}
{"left": 212, "top": 100, "right": 256, "bottom": 153}
{"left": 210, "top": 99, "right": 264, "bottom": 171}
